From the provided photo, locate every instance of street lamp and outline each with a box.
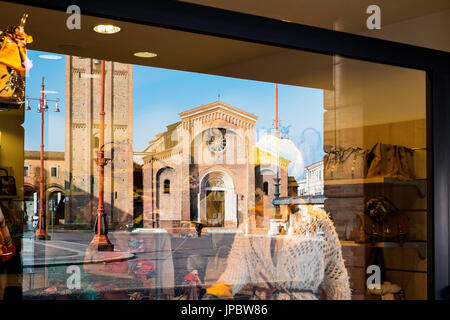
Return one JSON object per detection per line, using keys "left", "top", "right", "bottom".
{"left": 273, "top": 83, "right": 281, "bottom": 220}
{"left": 25, "top": 76, "right": 60, "bottom": 240}
{"left": 89, "top": 60, "right": 114, "bottom": 251}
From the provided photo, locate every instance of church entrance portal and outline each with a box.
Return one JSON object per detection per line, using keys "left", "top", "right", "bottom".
{"left": 198, "top": 171, "right": 236, "bottom": 227}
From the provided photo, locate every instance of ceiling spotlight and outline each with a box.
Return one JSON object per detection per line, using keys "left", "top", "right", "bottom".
{"left": 93, "top": 24, "right": 121, "bottom": 34}
{"left": 133, "top": 52, "right": 157, "bottom": 58}
{"left": 54, "top": 102, "right": 60, "bottom": 113}
{"left": 25, "top": 100, "right": 31, "bottom": 111}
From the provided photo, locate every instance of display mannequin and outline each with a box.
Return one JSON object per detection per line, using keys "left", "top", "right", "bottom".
{"left": 205, "top": 203, "right": 351, "bottom": 300}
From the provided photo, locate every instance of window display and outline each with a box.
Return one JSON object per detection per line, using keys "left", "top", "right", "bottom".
{"left": 205, "top": 205, "right": 351, "bottom": 300}
{"left": 0, "top": 2, "right": 431, "bottom": 302}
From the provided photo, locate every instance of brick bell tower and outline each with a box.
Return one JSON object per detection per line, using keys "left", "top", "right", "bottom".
{"left": 64, "top": 56, "right": 134, "bottom": 229}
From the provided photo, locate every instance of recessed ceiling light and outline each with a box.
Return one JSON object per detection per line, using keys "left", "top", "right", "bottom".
{"left": 93, "top": 24, "right": 121, "bottom": 34}
{"left": 133, "top": 52, "right": 158, "bottom": 58}
{"left": 39, "top": 54, "right": 62, "bottom": 60}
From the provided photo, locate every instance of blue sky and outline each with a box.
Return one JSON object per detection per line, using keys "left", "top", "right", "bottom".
{"left": 24, "top": 50, "right": 325, "bottom": 177}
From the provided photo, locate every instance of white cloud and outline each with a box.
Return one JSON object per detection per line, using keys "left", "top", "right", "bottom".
{"left": 256, "top": 134, "right": 305, "bottom": 180}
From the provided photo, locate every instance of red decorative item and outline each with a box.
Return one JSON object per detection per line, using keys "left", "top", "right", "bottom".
{"left": 183, "top": 270, "right": 202, "bottom": 298}
{"left": 134, "top": 259, "right": 156, "bottom": 283}
{"left": 0, "top": 206, "right": 16, "bottom": 261}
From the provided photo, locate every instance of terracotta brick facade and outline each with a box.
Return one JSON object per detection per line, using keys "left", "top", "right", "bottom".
{"left": 64, "top": 57, "right": 134, "bottom": 228}
{"left": 142, "top": 101, "right": 289, "bottom": 229}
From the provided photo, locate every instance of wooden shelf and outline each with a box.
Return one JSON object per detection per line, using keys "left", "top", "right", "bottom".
{"left": 340, "top": 240, "right": 427, "bottom": 259}
{"left": 325, "top": 177, "right": 426, "bottom": 197}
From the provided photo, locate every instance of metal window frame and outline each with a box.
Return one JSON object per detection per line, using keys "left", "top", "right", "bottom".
{"left": 9, "top": 0, "right": 450, "bottom": 299}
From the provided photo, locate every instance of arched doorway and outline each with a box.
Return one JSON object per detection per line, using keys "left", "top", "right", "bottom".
{"left": 155, "top": 167, "right": 177, "bottom": 226}
{"left": 46, "top": 186, "right": 65, "bottom": 226}
{"left": 198, "top": 171, "right": 236, "bottom": 227}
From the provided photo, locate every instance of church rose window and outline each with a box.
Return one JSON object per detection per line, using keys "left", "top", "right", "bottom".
{"left": 206, "top": 128, "right": 227, "bottom": 153}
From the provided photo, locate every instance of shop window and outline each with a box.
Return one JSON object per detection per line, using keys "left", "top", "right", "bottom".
{"left": 9, "top": 5, "right": 429, "bottom": 301}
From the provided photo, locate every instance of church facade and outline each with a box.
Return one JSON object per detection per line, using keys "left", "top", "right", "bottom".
{"left": 142, "top": 101, "right": 289, "bottom": 229}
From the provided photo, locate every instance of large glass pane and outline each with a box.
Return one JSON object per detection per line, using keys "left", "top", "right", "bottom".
{"left": 0, "top": 2, "right": 428, "bottom": 300}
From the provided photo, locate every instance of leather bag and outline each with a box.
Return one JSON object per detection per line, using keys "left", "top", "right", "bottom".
{"left": 363, "top": 196, "right": 409, "bottom": 244}
{"left": 324, "top": 147, "right": 367, "bottom": 180}
{"left": 363, "top": 213, "right": 409, "bottom": 244}
{"left": 366, "top": 143, "right": 414, "bottom": 181}
{"left": 0, "top": 168, "right": 16, "bottom": 197}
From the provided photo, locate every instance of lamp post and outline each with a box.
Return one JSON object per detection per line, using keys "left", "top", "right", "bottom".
{"left": 25, "top": 76, "right": 60, "bottom": 240}
{"left": 273, "top": 83, "right": 281, "bottom": 220}
{"left": 89, "top": 60, "right": 114, "bottom": 251}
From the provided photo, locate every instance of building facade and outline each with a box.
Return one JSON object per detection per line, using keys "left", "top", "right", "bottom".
{"left": 23, "top": 151, "right": 65, "bottom": 226}
{"left": 142, "top": 101, "right": 289, "bottom": 229}
{"left": 64, "top": 57, "right": 134, "bottom": 228}
{"left": 298, "top": 159, "right": 324, "bottom": 197}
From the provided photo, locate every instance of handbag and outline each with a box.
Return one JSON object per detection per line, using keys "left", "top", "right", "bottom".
{"left": 324, "top": 147, "right": 367, "bottom": 180}
{"left": 0, "top": 168, "right": 17, "bottom": 197}
{"left": 366, "top": 143, "right": 414, "bottom": 181}
{"left": 363, "top": 196, "right": 409, "bottom": 244}
{"left": 363, "top": 213, "right": 409, "bottom": 244}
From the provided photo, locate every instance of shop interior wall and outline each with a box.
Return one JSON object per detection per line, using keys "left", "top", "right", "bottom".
{"left": 323, "top": 58, "right": 427, "bottom": 299}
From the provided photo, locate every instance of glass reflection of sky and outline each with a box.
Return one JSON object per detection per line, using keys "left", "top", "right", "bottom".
{"left": 24, "top": 50, "right": 324, "bottom": 179}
